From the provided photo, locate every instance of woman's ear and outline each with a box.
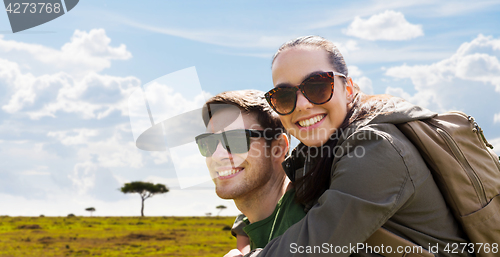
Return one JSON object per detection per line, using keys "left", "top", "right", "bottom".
{"left": 345, "top": 77, "right": 354, "bottom": 102}
{"left": 271, "top": 133, "right": 289, "bottom": 161}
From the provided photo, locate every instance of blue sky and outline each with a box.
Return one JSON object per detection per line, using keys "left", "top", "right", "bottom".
{"left": 1, "top": 0, "right": 500, "bottom": 217}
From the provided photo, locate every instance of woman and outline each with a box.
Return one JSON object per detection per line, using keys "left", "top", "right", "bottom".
{"left": 237, "top": 36, "right": 471, "bottom": 257}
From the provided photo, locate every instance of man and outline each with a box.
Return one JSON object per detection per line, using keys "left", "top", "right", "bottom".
{"left": 195, "top": 90, "right": 306, "bottom": 255}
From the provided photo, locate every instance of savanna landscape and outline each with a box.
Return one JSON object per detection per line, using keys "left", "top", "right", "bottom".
{"left": 0, "top": 216, "right": 236, "bottom": 257}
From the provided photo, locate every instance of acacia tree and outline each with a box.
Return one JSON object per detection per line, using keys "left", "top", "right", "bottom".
{"left": 216, "top": 205, "right": 227, "bottom": 216}
{"left": 85, "top": 207, "right": 96, "bottom": 217}
{"left": 120, "top": 181, "right": 169, "bottom": 217}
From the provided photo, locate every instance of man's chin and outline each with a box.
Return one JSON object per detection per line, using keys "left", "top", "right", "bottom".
{"left": 217, "top": 193, "right": 234, "bottom": 200}
{"left": 216, "top": 194, "right": 233, "bottom": 200}
{"left": 215, "top": 188, "right": 240, "bottom": 200}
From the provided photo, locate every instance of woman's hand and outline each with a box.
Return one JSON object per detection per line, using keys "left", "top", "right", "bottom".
{"left": 236, "top": 234, "right": 250, "bottom": 254}
{"left": 224, "top": 249, "right": 243, "bottom": 257}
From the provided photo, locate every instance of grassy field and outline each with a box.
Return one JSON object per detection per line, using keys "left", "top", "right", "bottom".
{"left": 0, "top": 216, "right": 237, "bottom": 257}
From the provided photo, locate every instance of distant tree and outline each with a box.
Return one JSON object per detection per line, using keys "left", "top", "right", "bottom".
{"left": 120, "top": 181, "right": 169, "bottom": 217}
{"left": 216, "top": 205, "right": 227, "bottom": 216}
{"left": 85, "top": 207, "right": 96, "bottom": 217}
{"left": 205, "top": 212, "right": 212, "bottom": 217}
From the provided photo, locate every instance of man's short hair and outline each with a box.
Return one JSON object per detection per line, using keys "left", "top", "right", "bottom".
{"left": 202, "top": 89, "right": 284, "bottom": 133}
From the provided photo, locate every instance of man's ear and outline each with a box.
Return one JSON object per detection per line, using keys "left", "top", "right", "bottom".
{"left": 271, "top": 133, "right": 289, "bottom": 161}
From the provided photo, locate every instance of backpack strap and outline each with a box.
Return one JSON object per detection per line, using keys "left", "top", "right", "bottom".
{"left": 365, "top": 228, "right": 435, "bottom": 257}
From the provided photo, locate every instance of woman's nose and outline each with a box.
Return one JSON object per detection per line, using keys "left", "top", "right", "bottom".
{"left": 294, "top": 91, "right": 313, "bottom": 112}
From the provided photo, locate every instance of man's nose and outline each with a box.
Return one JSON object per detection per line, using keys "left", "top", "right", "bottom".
{"left": 294, "top": 91, "right": 313, "bottom": 112}
{"left": 210, "top": 141, "right": 231, "bottom": 161}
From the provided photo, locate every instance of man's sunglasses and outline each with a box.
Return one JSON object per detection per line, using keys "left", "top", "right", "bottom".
{"left": 195, "top": 129, "right": 281, "bottom": 157}
{"left": 265, "top": 71, "right": 346, "bottom": 115}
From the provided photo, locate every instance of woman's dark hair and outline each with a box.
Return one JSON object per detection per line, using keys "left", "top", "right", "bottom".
{"left": 272, "top": 35, "right": 392, "bottom": 205}
{"left": 272, "top": 35, "right": 349, "bottom": 77}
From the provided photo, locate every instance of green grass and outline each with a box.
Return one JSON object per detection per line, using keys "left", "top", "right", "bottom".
{"left": 0, "top": 216, "right": 236, "bottom": 257}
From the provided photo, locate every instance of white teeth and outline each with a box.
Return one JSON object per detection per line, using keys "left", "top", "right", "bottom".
{"left": 218, "top": 169, "right": 240, "bottom": 177}
{"left": 298, "top": 115, "right": 325, "bottom": 127}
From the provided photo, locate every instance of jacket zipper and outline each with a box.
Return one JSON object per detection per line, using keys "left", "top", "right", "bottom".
{"left": 433, "top": 126, "right": 488, "bottom": 207}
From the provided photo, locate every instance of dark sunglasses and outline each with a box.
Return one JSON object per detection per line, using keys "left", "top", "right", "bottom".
{"left": 195, "top": 129, "right": 280, "bottom": 157}
{"left": 265, "top": 71, "right": 346, "bottom": 115}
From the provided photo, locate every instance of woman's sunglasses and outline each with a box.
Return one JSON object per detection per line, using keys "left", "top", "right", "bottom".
{"left": 265, "top": 71, "right": 346, "bottom": 115}
{"left": 195, "top": 129, "right": 280, "bottom": 157}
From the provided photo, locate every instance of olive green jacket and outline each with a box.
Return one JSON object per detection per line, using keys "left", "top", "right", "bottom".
{"left": 247, "top": 99, "right": 471, "bottom": 257}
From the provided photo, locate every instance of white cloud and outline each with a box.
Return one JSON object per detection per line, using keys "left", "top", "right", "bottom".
{"left": 2, "top": 127, "right": 143, "bottom": 200}
{"left": 305, "top": 0, "right": 435, "bottom": 29}
{"left": 490, "top": 138, "right": 500, "bottom": 156}
{"left": 0, "top": 141, "right": 59, "bottom": 162}
{"left": 385, "top": 86, "right": 412, "bottom": 101}
{"left": 66, "top": 161, "right": 122, "bottom": 201}
{"left": 354, "top": 77, "right": 374, "bottom": 95}
{"left": 0, "top": 58, "right": 64, "bottom": 114}
{"left": 70, "top": 162, "right": 98, "bottom": 195}
{"left": 348, "top": 65, "right": 363, "bottom": 77}
{"left": 348, "top": 65, "right": 374, "bottom": 95}
{"left": 456, "top": 54, "right": 500, "bottom": 83}
{"left": 0, "top": 29, "right": 131, "bottom": 75}
{"left": 48, "top": 125, "right": 144, "bottom": 169}
{"left": 495, "top": 113, "right": 500, "bottom": 123}
{"left": 88, "top": 135, "right": 141, "bottom": 169}
{"left": 1, "top": 60, "right": 141, "bottom": 119}
{"left": 385, "top": 34, "right": 500, "bottom": 114}
{"left": 343, "top": 10, "right": 424, "bottom": 41}
{"left": 0, "top": 29, "right": 138, "bottom": 120}
{"left": 47, "top": 129, "right": 99, "bottom": 145}
{"left": 40, "top": 73, "right": 139, "bottom": 120}
{"left": 150, "top": 151, "right": 170, "bottom": 165}
{"left": 20, "top": 166, "right": 51, "bottom": 176}
{"left": 452, "top": 35, "right": 500, "bottom": 92}
{"left": 339, "top": 40, "right": 359, "bottom": 53}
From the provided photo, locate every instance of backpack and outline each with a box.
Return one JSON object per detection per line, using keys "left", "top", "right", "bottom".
{"left": 395, "top": 111, "right": 500, "bottom": 257}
